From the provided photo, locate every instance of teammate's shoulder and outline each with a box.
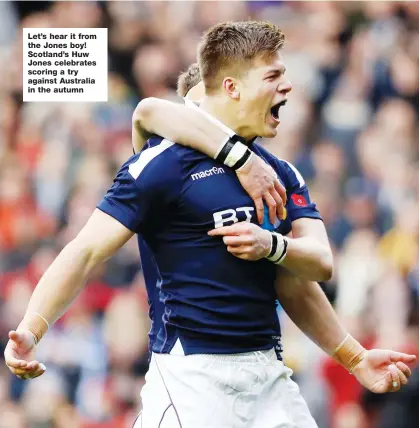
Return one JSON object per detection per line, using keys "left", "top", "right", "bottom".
{"left": 276, "top": 159, "right": 306, "bottom": 188}
{"left": 126, "top": 135, "right": 181, "bottom": 182}
{"left": 252, "top": 142, "right": 279, "bottom": 164}
{"left": 252, "top": 142, "right": 305, "bottom": 188}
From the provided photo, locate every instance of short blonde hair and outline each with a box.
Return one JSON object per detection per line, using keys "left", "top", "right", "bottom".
{"left": 198, "top": 21, "right": 285, "bottom": 93}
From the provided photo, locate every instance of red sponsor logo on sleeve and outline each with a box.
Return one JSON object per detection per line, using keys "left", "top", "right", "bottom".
{"left": 291, "top": 194, "right": 308, "bottom": 207}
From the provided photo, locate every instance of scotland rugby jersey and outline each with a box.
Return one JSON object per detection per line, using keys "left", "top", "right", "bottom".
{"left": 98, "top": 131, "right": 321, "bottom": 357}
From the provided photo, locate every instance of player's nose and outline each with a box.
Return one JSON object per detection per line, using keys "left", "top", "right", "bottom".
{"left": 278, "top": 80, "right": 292, "bottom": 95}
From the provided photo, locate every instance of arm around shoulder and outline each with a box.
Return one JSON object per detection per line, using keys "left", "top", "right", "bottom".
{"left": 133, "top": 97, "right": 227, "bottom": 158}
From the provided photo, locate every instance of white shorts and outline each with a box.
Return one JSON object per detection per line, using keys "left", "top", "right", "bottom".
{"left": 134, "top": 346, "right": 318, "bottom": 428}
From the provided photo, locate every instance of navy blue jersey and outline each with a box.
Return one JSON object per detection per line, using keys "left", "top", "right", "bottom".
{"left": 98, "top": 136, "right": 321, "bottom": 355}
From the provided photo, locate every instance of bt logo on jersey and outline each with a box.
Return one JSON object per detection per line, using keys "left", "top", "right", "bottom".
{"left": 213, "top": 206, "right": 254, "bottom": 228}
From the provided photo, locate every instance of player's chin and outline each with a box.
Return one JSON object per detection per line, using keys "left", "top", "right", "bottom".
{"left": 261, "top": 124, "right": 278, "bottom": 139}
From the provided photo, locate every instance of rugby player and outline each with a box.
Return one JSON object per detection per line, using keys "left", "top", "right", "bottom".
{"left": 5, "top": 21, "right": 415, "bottom": 428}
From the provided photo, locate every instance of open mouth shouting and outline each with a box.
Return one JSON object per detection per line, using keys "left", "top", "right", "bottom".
{"left": 270, "top": 99, "right": 288, "bottom": 123}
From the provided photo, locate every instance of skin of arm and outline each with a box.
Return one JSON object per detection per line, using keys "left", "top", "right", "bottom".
{"left": 18, "top": 209, "right": 134, "bottom": 333}
{"left": 274, "top": 263, "right": 416, "bottom": 394}
{"left": 275, "top": 266, "right": 346, "bottom": 355}
{"left": 132, "top": 97, "right": 228, "bottom": 156}
{"left": 208, "top": 217, "right": 333, "bottom": 282}
{"left": 280, "top": 218, "right": 333, "bottom": 282}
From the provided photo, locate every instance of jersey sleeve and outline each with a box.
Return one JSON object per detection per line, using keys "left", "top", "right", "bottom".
{"left": 97, "top": 138, "right": 181, "bottom": 233}
{"left": 277, "top": 160, "right": 323, "bottom": 224}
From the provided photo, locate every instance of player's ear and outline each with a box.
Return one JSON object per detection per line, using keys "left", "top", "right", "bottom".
{"left": 223, "top": 77, "right": 240, "bottom": 100}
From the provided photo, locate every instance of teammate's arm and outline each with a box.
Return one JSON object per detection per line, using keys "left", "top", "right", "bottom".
{"left": 133, "top": 97, "right": 227, "bottom": 156}
{"left": 208, "top": 156, "right": 332, "bottom": 280}
{"left": 132, "top": 98, "right": 286, "bottom": 224}
{"left": 4, "top": 210, "right": 134, "bottom": 378}
{"left": 274, "top": 267, "right": 416, "bottom": 394}
{"left": 208, "top": 217, "right": 332, "bottom": 282}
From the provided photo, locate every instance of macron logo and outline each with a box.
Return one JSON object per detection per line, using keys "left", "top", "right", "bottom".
{"left": 191, "top": 166, "right": 225, "bottom": 181}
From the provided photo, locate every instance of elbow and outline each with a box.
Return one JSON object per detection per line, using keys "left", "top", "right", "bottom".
{"left": 317, "top": 251, "right": 333, "bottom": 282}
{"left": 133, "top": 97, "right": 159, "bottom": 125}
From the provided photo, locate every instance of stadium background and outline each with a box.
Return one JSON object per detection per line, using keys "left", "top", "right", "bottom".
{"left": 0, "top": 1, "right": 418, "bottom": 427}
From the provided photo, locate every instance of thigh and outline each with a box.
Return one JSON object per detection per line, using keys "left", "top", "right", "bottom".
{"left": 139, "top": 359, "right": 181, "bottom": 428}
{"left": 283, "top": 368, "right": 318, "bottom": 428}
{"left": 254, "top": 362, "right": 318, "bottom": 428}
{"left": 141, "top": 353, "right": 240, "bottom": 428}
{"left": 134, "top": 406, "right": 180, "bottom": 428}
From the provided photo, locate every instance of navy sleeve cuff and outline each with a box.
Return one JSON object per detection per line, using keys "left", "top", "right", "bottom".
{"left": 97, "top": 197, "right": 139, "bottom": 233}
{"left": 289, "top": 209, "right": 323, "bottom": 223}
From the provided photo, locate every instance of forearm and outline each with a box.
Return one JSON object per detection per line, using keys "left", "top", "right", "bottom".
{"left": 133, "top": 98, "right": 228, "bottom": 157}
{"left": 281, "top": 236, "right": 333, "bottom": 281}
{"left": 275, "top": 268, "right": 345, "bottom": 355}
{"left": 17, "top": 240, "right": 98, "bottom": 341}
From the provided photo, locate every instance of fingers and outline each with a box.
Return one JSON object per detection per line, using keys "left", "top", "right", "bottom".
{"left": 11, "top": 360, "right": 40, "bottom": 375}
{"left": 269, "top": 187, "right": 284, "bottom": 222}
{"left": 223, "top": 235, "right": 252, "bottom": 246}
{"left": 388, "top": 364, "right": 401, "bottom": 392}
{"left": 254, "top": 198, "right": 264, "bottom": 224}
{"left": 389, "top": 352, "right": 417, "bottom": 364}
{"left": 30, "top": 362, "right": 46, "bottom": 379}
{"left": 263, "top": 192, "right": 277, "bottom": 225}
{"left": 11, "top": 362, "right": 46, "bottom": 380}
{"left": 208, "top": 225, "right": 238, "bottom": 237}
{"left": 24, "top": 361, "right": 41, "bottom": 372}
{"left": 4, "top": 354, "right": 29, "bottom": 370}
{"left": 227, "top": 247, "right": 248, "bottom": 260}
{"left": 208, "top": 222, "right": 249, "bottom": 237}
{"left": 9, "top": 330, "right": 26, "bottom": 344}
{"left": 227, "top": 245, "right": 243, "bottom": 254}
{"left": 396, "top": 361, "right": 412, "bottom": 378}
{"left": 385, "top": 371, "right": 395, "bottom": 391}
{"left": 397, "top": 366, "right": 408, "bottom": 386}
{"left": 274, "top": 180, "right": 287, "bottom": 207}
{"left": 31, "top": 368, "right": 46, "bottom": 379}
{"left": 17, "top": 369, "right": 45, "bottom": 381}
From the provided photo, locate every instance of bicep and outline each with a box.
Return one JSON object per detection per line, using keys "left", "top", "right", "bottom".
{"left": 291, "top": 217, "right": 330, "bottom": 247}
{"left": 132, "top": 98, "right": 181, "bottom": 150}
{"left": 75, "top": 209, "right": 134, "bottom": 264}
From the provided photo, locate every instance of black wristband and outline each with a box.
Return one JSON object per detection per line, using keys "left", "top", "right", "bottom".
{"left": 215, "top": 139, "right": 236, "bottom": 164}
{"left": 273, "top": 237, "right": 288, "bottom": 264}
{"left": 232, "top": 149, "right": 252, "bottom": 170}
{"left": 215, "top": 136, "right": 252, "bottom": 171}
{"left": 268, "top": 233, "right": 278, "bottom": 258}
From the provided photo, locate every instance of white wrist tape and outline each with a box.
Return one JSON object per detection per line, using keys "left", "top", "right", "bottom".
{"left": 215, "top": 138, "right": 253, "bottom": 170}
{"left": 224, "top": 142, "right": 248, "bottom": 168}
{"left": 266, "top": 233, "right": 288, "bottom": 265}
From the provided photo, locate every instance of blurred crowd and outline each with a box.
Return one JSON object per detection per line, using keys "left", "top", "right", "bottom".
{"left": 0, "top": 2, "right": 418, "bottom": 428}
